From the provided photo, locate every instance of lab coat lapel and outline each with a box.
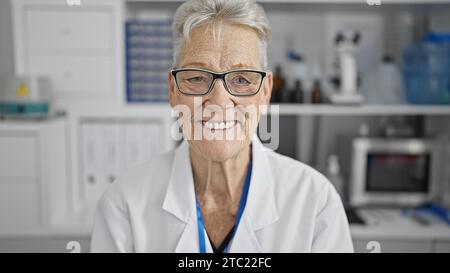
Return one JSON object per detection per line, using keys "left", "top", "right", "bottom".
{"left": 162, "top": 141, "right": 198, "bottom": 252}
{"left": 229, "top": 137, "right": 280, "bottom": 253}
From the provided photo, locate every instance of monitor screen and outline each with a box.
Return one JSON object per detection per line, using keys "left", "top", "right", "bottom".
{"left": 365, "top": 153, "right": 430, "bottom": 193}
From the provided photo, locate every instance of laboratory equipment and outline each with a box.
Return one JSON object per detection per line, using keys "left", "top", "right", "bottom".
{"left": 330, "top": 31, "right": 363, "bottom": 104}
{"left": 0, "top": 75, "right": 51, "bottom": 118}
{"left": 349, "top": 137, "right": 442, "bottom": 207}
{"left": 402, "top": 202, "right": 450, "bottom": 226}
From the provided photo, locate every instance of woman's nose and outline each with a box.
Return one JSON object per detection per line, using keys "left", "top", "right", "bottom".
{"left": 205, "top": 78, "right": 234, "bottom": 106}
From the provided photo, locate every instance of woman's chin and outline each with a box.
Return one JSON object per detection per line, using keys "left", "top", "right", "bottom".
{"left": 190, "top": 139, "right": 249, "bottom": 162}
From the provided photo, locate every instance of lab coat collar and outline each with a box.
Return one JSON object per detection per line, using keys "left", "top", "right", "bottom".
{"left": 162, "top": 136, "right": 279, "bottom": 252}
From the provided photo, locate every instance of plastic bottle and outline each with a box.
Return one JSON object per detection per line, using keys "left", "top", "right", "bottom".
{"left": 286, "top": 51, "right": 308, "bottom": 91}
{"left": 358, "top": 123, "right": 370, "bottom": 137}
{"left": 326, "top": 154, "right": 345, "bottom": 200}
{"left": 363, "top": 55, "right": 405, "bottom": 104}
{"left": 403, "top": 33, "right": 450, "bottom": 104}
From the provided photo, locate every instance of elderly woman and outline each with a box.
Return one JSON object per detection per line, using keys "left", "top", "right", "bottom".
{"left": 91, "top": 0, "right": 353, "bottom": 253}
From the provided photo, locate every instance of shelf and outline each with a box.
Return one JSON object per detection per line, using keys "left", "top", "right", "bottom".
{"left": 124, "top": 0, "right": 450, "bottom": 4}
{"left": 273, "top": 104, "right": 450, "bottom": 116}
{"left": 56, "top": 101, "right": 450, "bottom": 117}
{"left": 58, "top": 102, "right": 450, "bottom": 116}
{"left": 56, "top": 101, "right": 173, "bottom": 118}
{"left": 259, "top": 0, "right": 450, "bottom": 3}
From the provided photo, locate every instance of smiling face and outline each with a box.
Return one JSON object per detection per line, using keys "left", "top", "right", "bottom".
{"left": 168, "top": 23, "right": 273, "bottom": 162}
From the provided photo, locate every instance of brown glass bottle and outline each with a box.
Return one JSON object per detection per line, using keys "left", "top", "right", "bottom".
{"left": 271, "top": 65, "right": 285, "bottom": 103}
{"left": 290, "top": 79, "right": 304, "bottom": 103}
{"left": 311, "top": 80, "right": 322, "bottom": 104}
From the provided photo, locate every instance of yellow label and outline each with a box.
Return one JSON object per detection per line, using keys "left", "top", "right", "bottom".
{"left": 16, "top": 83, "right": 29, "bottom": 97}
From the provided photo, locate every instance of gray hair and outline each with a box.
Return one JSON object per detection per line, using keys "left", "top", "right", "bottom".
{"left": 172, "top": 0, "right": 271, "bottom": 69}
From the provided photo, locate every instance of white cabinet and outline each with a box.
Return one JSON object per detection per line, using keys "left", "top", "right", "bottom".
{"left": 123, "top": 121, "right": 160, "bottom": 169}
{"left": 0, "top": 135, "right": 37, "bottom": 179}
{"left": 350, "top": 207, "right": 450, "bottom": 253}
{"left": 79, "top": 118, "right": 163, "bottom": 212}
{"left": 353, "top": 239, "right": 434, "bottom": 253}
{"left": 11, "top": 0, "right": 121, "bottom": 101}
{"left": 435, "top": 241, "right": 450, "bottom": 252}
{"left": 354, "top": 239, "right": 450, "bottom": 253}
{"left": 25, "top": 9, "right": 113, "bottom": 52}
{"left": 0, "top": 184, "right": 40, "bottom": 229}
{"left": 0, "top": 134, "right": 39, "bottom": 229}
{"left": 0, "top": 118, "right": 68, "bottom": 232}
{"left": 28, "top": 55, "right": 114, "bottom": 97}
{"left": 80, "top": 122, "right": 107, "bottom": 206}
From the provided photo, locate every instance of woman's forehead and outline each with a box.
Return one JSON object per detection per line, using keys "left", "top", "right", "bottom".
{"left": 179, "top": 54, "right": 260, "bottom": 71}
{"left": 180, "top": 30, "right": 261, "bottom": 70}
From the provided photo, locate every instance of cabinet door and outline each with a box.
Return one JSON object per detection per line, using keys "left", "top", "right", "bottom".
{"left": 434, "top": 241, "right": 450, "bottom": 253}
{"left": 79, "top": 119, "right": 162, "bottom": 214}
{"left": 0, "top": 135, "right": 37, "bottom": 179}
{"left": 28, "top": 55, "right": 114, "bottom": 98}
{"left": 0, "top": 134, "right": 40, "bottom": 228}
{"left": 0, "top": 237, "right": 91, "bottom": 253}
{"left": 123, "top": 122, "right": 161, "bottom": 169}
{"left": 80, "top": 123, "right": 107, "bottom": 205}
{"left": 18, "top": 3, "right": 117, "bottom": 99}
{"left": 25, "top": 8, "right": 113, "bottom": 52}
{"left": 0, "top": 184, "right": 39, "bottom": 229}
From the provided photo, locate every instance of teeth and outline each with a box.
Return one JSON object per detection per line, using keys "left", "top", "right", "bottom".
{"left": 203, "top": 120, "right": 236, "bottom": 130}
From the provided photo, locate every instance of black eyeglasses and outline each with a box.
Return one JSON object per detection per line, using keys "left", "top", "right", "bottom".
{"left": 171, "top": 68, "right": 267, "bottom": 96}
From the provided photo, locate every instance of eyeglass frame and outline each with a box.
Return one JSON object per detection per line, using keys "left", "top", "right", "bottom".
{"left": 170, "top": 67, "right": 267, "bottom": 97}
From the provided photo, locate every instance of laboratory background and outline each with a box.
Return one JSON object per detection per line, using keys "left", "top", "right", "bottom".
{"left": 0, "top": 0, "right": 450, "bottom": 253}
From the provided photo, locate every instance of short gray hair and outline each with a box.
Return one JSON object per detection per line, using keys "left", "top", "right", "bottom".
{"left": 172, "top": 0, "right": 271, "bottom": 69}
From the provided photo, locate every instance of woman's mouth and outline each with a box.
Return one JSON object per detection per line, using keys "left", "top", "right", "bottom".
{"left": 201, "top": 120, "right": 237, "bottom": 130}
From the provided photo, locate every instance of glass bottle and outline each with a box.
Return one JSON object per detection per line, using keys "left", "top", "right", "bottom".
{"left": 311, "top": 80, "right": 322, "bottom": 104}
{"left": 271, "top": 65, "right": 285, "bottom": 103}
{"left": 290, "top": 79, "right": 304, "bottom": 103}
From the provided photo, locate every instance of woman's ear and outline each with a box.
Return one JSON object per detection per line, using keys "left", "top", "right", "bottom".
{"left": 260, "top": 71, "right": 273, "bottom": 106}
{"left": 168, "top": 71, "right": 177, "bottom": 107}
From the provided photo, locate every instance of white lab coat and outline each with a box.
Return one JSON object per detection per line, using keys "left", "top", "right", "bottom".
{"left": 90, "top": 137, "right": 353, "bottom": 252}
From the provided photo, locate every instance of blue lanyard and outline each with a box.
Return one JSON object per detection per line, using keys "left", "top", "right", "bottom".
{"left": 195, "top": 160, "right": 252, "bottom": 253}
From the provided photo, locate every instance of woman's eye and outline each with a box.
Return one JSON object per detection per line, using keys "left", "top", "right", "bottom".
{"left": 186, "top": 76, "right": 206, "bottom": 83}
{"left": 233, "top": 76, "right": 250, "bottom": 85}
